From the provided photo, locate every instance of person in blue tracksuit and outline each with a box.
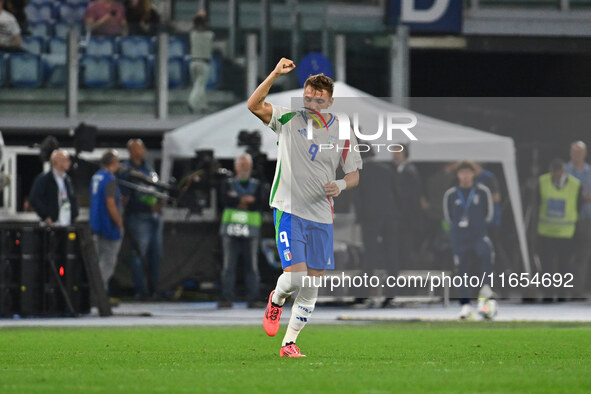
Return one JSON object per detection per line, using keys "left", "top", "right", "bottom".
{"left": 90, "top": 150, "right": 123, "bottom": 290}
{"left": 443, "top": 161, "right": 495, "bottom": 319}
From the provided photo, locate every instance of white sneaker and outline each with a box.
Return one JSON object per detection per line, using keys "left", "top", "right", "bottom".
{"left": 478, "top": 299, "right": 498, "bottom": 320}
{"left": 459, "top": 304, "right": 474, "bottom": 320}
{"left": 477, "top": 284, "right": 496, "bottom": 319}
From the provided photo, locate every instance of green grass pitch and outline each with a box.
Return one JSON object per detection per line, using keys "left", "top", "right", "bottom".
{"left": 1, "top": 322, "right": 590, "bottom": 393}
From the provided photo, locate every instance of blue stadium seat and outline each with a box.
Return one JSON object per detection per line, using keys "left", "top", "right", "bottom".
{"left": 118, "top": 56, "right": 150, "bottom": 89}
{"left": 0, "top": 54, "right": 6, "bottom": 87}
{"left": 184, "top": 55, "right": 222, "bottom": 90}
{"left": 119, "top": 36, "right": 153, "bottom": 58}
{"left": 24, "top": 4, "right": 40, "bottom": 21}
{"left": 86, "top": 37, "right": 116, "bottom": 56}
{"left": 56, "top": 3, "right": 82, "bottom": 25}
{"left": 38, "top": 2, "right": 55, "bottom": 22}
{"left": 48, "top": 37, "right": 67, "bottom": 54}
{"left": 43, "top": 54, "right": 67, "bottom": 87}
{"left": 54, "top": 22, "right": 83, "bottom": 39}
{"left": 21, "top": 36, "right": 45, "bottom": 55}
{"left": 25, "top": 3, "right": 54, "bottom": 23}
{"left": 168, "top": 36, "right": 187, "bottom": 58}
{"left": 7, "top": 53, "right": 43, "bottom": 88}
{"left": 168, "top": 57, "right": 186, "bottom": 88}
{"left": 28, "top": 21, "right": 52, "bottom": 38}
{"left": 208, "top": 54, "right": 222, "bottom": 89}
{"left": 64, "top": 0, "right": 90, "bottom": 5}
{"left": 28, "top": 0, "right": 47, "bottom": 5}
{"left": 80, "top": 55, "right": 115, "bottom": 88}
{"left": 75, "top": 4, "right": 87, "bottom": 22}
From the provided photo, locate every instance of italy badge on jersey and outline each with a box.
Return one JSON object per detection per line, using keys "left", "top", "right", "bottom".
{"left": 284, "top": 249, "right": 292, "bottom": 261}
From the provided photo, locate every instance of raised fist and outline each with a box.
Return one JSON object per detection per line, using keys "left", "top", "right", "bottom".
{"left": 273, "top": 58, "right": 296, "bottom": 75}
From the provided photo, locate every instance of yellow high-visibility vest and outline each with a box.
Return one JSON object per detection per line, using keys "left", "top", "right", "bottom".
{"left": 538, "top": 173, "right": 580, "bottom": 238}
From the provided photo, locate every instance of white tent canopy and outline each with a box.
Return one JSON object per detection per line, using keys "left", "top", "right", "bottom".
{"left": 161, "top": 82, "right": 530, "bottom": 272}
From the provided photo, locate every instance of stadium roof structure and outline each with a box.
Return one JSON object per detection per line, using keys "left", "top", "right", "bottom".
{"left": 161, "top": 82, "right": 530, "bottom": 273}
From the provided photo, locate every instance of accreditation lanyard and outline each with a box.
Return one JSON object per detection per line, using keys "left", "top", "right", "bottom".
{"left": 457, "top": 187, "right": 476, "bottom": 227}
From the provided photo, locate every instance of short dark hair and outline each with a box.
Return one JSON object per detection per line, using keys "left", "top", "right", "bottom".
{"left": 193, "top": 14, "right": 208, "bottom": 29}
{"left": 398, "top": 143, "right": 409, "bottom": 158}
{"left": 549, "top": 158, "right": 565, "bottom": 172}
{"left": 304, "top": 74, "right": 334, "bottom": 97}
{"left": 456, "top": 160, "right": 475, "bottom": 173}
{"left": 101, "top": 150, "right": 119, "bottom": 167}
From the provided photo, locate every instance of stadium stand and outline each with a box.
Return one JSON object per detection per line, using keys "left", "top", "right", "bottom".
{"left": 43, "top": 56, "right": 67, "bottom": 87}
{"left": 28, "top": 21, "right": 52, "bottom": 38}
{"left": 167, "top": 56, "right": 186, "bottom": 89}
{"left": 54, "top": 22, "right": 83, "bottom": 39}
{"left": 119, "top": 36, "right": 153, "bottom": 58}
{"left": 47, "top": 37, "right": 67, "bottom": 54}
{"left": 21, "top": 36, "right": 44, "bottom": 55}
{"left": 7, "top": 53, "right": 43, "bottom": 88}
{"left": 25, "top": 2, "right": 55, "bottom": 23}
{"left": 0, "top": 54, "right": 5, "bottom": 87}
{"left": 86, "top": 37, "right": 117, "bottom": 57}
{"left": 80, "top": 55, "right": 115, "bottom": 88}
{"left": 56, "top": 3, "right": 85, "bottom": 25}
{"left": 168, "top": 36, "right": 187, "bottom": 59}
{"left": 117, "top": 56, "right": 150, "bottom": 89}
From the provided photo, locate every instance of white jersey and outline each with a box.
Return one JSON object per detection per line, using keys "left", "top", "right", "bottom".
{"left": 0, "top": 10, "right": 20, "bottom": 47}
{"left": 264, "top": 104, "right": 363, "bottom": 224}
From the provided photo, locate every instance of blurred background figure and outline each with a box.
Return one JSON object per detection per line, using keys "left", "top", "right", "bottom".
{"left": 218, "top": 153, "right": 264, "bottom": 308}
{"left": 29, "top": 149, "right": 78, "bottom": 227}
{"left": 473, "top": 162, "right": 510, "bottom": 273}
{"left": 0, "top": 0, "right": 22, "bottom": 51}
{"left": 124, "top": 0, "right": 160, "bottom": 36}
{"left": 423, "top": 162, "right": 456, "bottom": 236}
{"left": 443, "top": 161, "right": 494, "bottom": 319}
{"left": 351, "top": 146, "right": 400, "bottom": 308}
{"left": 120, "top": 139, "right": 163, "bottom": 300}
{"left": 536, "top": 158, "right": 582, "bottom": 302}
{"left": 474, "top": 162, "right": 501, "bottom": 227}
{"left": 566, "top": 141, "right": 591, "bottom": 300}
{"left": 392, "top": 144, "right": 424, "bottom": 269}
{"left": 4, "top": 0, "right": 26, "bottom": 34}
{"left": 90, "top": 150, "right": 123, "bottom": 293}
{"left": 85, "top": 0, "right": 128, "bottom": 37}
{"left": 187, "top": 10, "right": 214, "bottom": 114}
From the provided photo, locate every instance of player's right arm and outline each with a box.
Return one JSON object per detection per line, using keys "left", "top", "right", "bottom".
{"left": 247, "top": 58, "right": 295, "bottom": 125}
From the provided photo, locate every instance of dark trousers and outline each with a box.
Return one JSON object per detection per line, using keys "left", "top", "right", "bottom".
{"left": 359, "top": 216, "right": 400, "bottom": 299}
{"left": 453, "top": 236, "right": 494, "bottom": 305}
{"left": 396, "top": 217, "right": 420, "bottom": 270}
{"left": 573, "top": 219, "right": 591, "bottom": 297}
{"left": 221, "top": 236, "right": 260, "bottom": 302}
{"left": 360, "top": 215, "right": 400, "bottom": 275}
{"left": 537, "top": 235, "right": 573, "bottom": 299}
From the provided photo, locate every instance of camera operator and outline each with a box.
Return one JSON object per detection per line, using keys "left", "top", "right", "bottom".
{"left": 120, "top": 139, "right": 163, "bottom": 300}
{"left": 218, "top": 153, "right": 264, "bottom": 308}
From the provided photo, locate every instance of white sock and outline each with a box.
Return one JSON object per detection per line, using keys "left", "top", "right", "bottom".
{"left": 272, "top": 271, "right": 306, "bottom": 306}
{"left": 282, "top": 276, "right": 319, "bottom": 346}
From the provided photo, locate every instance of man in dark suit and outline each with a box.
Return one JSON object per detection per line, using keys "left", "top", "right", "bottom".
{"left": 393, "top": 144, "right": 424, "bottom": 269}
{"left": 352, "top": 147, "right": 400, "bottom": 307}
{"left": 29, "top": 149, "right": 79, "bottom": 226}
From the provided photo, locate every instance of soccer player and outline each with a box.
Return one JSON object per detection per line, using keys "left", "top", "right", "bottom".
{"left": 248, "top": 58, "right": 362, "bottom": 357}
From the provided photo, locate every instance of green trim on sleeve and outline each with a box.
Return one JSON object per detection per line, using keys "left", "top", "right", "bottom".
{"left": 278, "top": 112, "right": 298, "bottom": 125}
{"left": 270, "top": 161, "right": 281, "bottom": 203}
